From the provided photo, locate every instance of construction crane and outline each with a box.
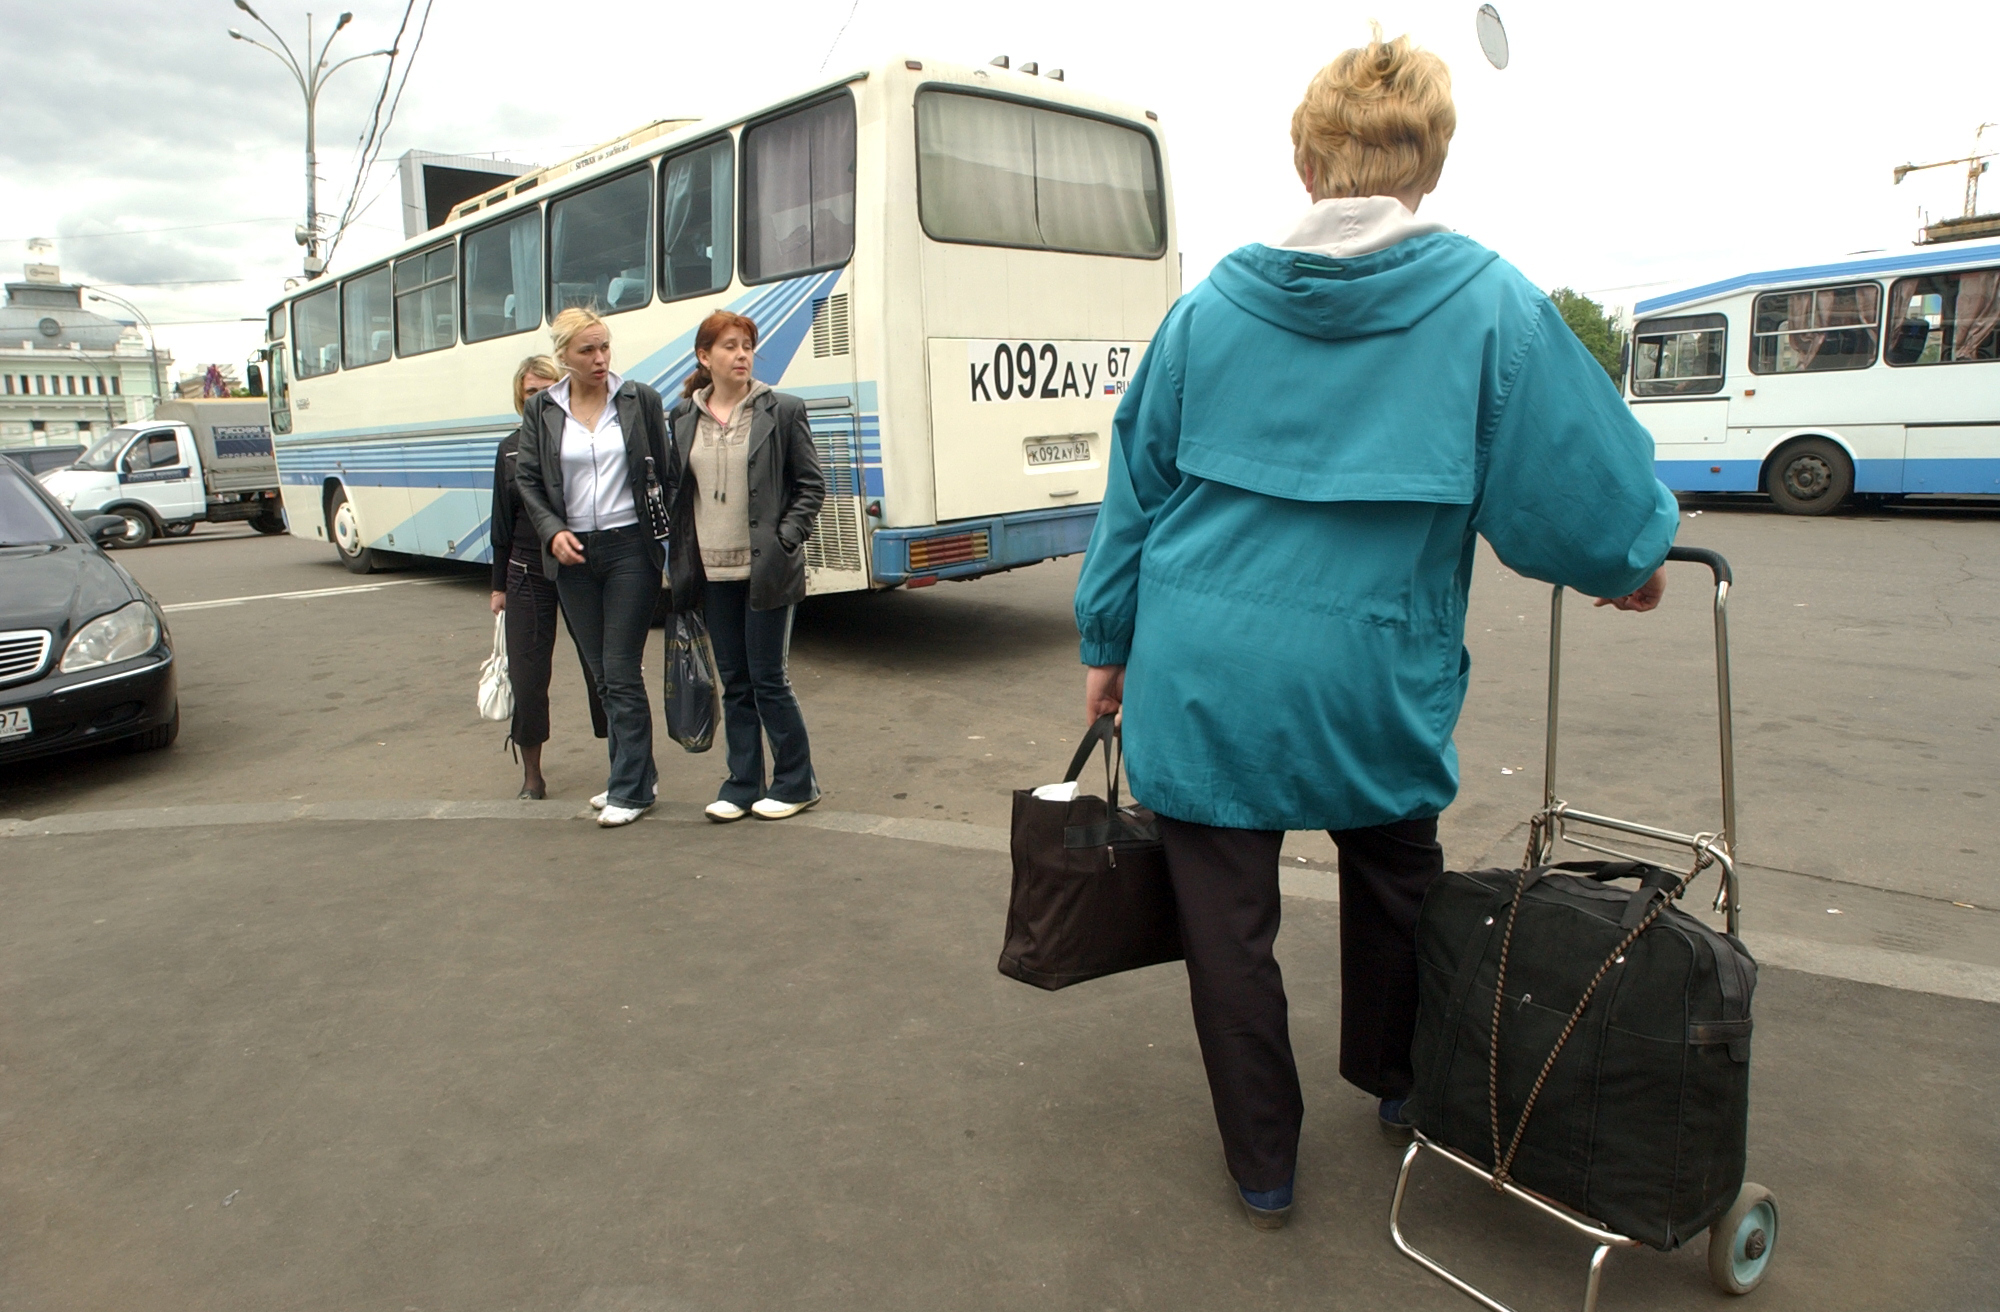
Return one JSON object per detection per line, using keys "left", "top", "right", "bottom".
{"left": 1894, "top": 123, "right": 2000, "bottom": 243}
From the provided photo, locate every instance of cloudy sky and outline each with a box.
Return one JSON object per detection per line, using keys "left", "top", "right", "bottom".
{"left": 3, "top": 0, "right": 1996, "bottom": 379}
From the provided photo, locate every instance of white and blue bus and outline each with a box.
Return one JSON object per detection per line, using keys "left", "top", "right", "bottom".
{"left": 263, "top": 56, "right": 1179, "bottom": 587}
{"left": 1626, "top": 241, "right": 2000, "bottom": 514}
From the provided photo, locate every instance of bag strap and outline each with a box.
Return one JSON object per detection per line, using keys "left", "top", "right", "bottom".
{"left": 1060, "top": 713, "right": 1128, "bottom": 813}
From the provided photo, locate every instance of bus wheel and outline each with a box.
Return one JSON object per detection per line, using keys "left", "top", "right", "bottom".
{"left": 1764, "top": 438, "right": 1852, "bottom": 516}
{"left": 327, "top": 487, "right": 378, "bottom": 574}
{"left": 250, "top": 505, "right": 288, "bottom": 535}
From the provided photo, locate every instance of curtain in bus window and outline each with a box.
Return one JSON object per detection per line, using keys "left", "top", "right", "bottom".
{"left": 917, "top": 93, "right": 1039, "bottom": 246}
{"left": 744, "top": 97, "right": 856, "bottom": 281}
{"left": 463, "top": 213, "right": 541, "bottom": 342}
{"left": 550, "top": 169, "right": 652, "bottom": 313}
{"left": 507, "top": 216, "right": 541, "bottom": 329}
{"left": 1031, "top": 109, "right": 1161, "bottom": 256}
{"left": 1953, "top": 269, "right": 2000, "bottom": 360}
{"left": 395, "top": 244, "right": 456, "bottom": 355}
{"left": 1754, "top": 283, "right": 1877, "bottom": 373}
{"left": 292, "top": 285, "right": 340, "bottom": 378}
{"left": 341, "top": 267, "right": 394, "bottom": 368}
{"left": 662, "top": 141, "right": 733, "bottom": 300}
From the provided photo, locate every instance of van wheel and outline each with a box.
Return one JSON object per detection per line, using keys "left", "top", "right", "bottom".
{"left": 251, "top": 505, "right": 288, "bottom": 535}
{"left": 1764, "top": 438, "right": 1853, "bottom": 516}
{"left": 164, "top": 521, "right": 196, "bottom": 538}
{"left": 108, "top": 509, "right": 155, "bottom": 549}
{"left": 327, "top": 487, "right": 377, "bottom": 574}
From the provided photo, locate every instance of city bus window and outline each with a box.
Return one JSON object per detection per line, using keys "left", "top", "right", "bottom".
{"left": 660, "top": 139, "right": 734, "bottom": 301}
{"left": 549, "top": 167, "right": 653, "bottom": 314}
{"left": 395, "top": 242, "right": 457, "bottom": 355}
{"left": 1631, "top": 313, "right": 1726, "bottom": 395}
{"left": 267, "top": 307, "right": 285, "bottom": 342}
{"left": 341, "top": 266, "right": 394, "bottom": 369}
{"left": 1750, "top": 282, "right": 1880, "bottom": 374}
{"left": 292, "top": 284, "right": 340, "bottom": 378}
{"left": 916, "top": 90, "right": 1165, "bottom": 258}
{"left": 742, "top": 94, "right": 856, "bottom": 283}
{"left": 462, "top": 210, "right": 544, "bottom": 342}
{"left": 267, "top": 350, "right": 291, "bottom": 435}
{"left": 1884, "top": 268, "right": 2000, "bottom": 366}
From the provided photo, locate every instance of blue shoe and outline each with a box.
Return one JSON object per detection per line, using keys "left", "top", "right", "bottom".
{"left": 1379, "top": 1097, "right": 1415, "bottom": 1145}
{"left": 1237, "top": 1175, "right": 1294, "bottom": 1230}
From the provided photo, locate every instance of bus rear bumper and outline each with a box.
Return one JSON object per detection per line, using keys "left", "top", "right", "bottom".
{"left": 872, "top": 504, "right": 1099, "bottom": 586}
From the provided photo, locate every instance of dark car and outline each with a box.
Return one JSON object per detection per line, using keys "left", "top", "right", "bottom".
{"left": 1, "top": 445, "right": 86, "bottom": 477}
{"left": 0, "top": 457, "right": 178, "bottom": 764}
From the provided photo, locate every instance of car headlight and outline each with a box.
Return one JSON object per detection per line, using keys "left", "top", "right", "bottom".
{"left": 59, "top": 601, "right": 161, "bottom": 673}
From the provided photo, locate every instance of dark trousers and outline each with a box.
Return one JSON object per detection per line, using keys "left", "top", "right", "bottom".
{"left": 504, "top": 545, "right": 606, "bottom": 747}
{"left": 702, "top": 580, "right": 816, "bottom": 806}
{"left": 1157, "top": 813, "right": 1443, "bottom": 1192}
{"left": 554, "top": 526, "right": 661, "bottom": 809}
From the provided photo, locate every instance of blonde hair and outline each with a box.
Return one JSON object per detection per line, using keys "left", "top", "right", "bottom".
{"left": 1291, "top": 25, "right": 1456, "bottom": 202}
{"left": 511, "top": 354, "right": 561, "bottom": 414}
{"left": 549, "top": 306, "right": 608, "bottom": 362}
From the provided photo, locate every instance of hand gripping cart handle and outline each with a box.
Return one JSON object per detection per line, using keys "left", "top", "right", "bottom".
{"left": 1389, "top": 547, "right": 1781, "bottom": 1311}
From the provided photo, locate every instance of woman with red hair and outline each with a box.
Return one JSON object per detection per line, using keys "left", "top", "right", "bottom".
{"left": 666, "top": 310, "right": 827, "bottom": 821}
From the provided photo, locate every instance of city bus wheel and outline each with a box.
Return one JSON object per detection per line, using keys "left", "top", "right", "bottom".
{"left": 250, "top": 506, "right": 288, "bottom": 535}
{"left": 1763, "top": 438, "right": 1853, "bottom": 516}
{"left": 108, "top": 509, "right": 154, "bottom": 549}
{"left": 327, "top": 488, "right": 377, "bottom": 574}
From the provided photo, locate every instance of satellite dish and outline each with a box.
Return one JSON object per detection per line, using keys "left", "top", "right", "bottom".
{"left": 1476, "top": 4, "right": 1510, "bottom": 69}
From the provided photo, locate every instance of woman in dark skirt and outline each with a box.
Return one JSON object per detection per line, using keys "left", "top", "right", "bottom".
{"left": 489, "top": 355, "right": 606, "bottom": 798}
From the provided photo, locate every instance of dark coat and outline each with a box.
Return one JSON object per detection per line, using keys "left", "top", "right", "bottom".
{"left": 666, "top": 388, "right": 826, "bottom": 613}
{"left": 514, "top": 379, "right": 672, "bottom": 581}
{"left": 488, "top": 427, "right": 528, "bottom": 592}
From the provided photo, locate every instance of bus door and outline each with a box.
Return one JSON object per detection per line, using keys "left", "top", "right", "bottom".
{"left": 1629, "top": 312, "right": 1734, "bottom": 483}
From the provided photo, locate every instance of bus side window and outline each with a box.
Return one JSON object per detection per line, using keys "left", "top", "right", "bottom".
{"left": 743, "top": 93, "right": 856, "bottom": 283}
{"left": 1630, "top": 313, "right": 1726, "bottom": 396}
{"left": 341, "top": 266, "right": 395, "bottom": 369}
{"left": 395, "top": 242, "right": 457, "bottom": 356}
{"left": 1885, "top": 269, "right": 2000, "bottom": 366}
{"left": 661, "top": 138, "right": 734, "bottom": 301}
{"left": 1749, "top": 282, "right": 1880, "bottom": 374}
{"left": 463, "top": 210, "right": 544, "bottom": 343}
{"left": 267, "top": 351, "right": 291, "bottom": 435}
{"left": 549, "top": 166, "right": 653, "bottom": 315}
{"left": 292, "top": 284, "right": 341, "bottom": 379}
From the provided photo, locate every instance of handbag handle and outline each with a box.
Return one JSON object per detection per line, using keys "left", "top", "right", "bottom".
{"left": 1061, "top": 713, "right": 1127, "bottom": 813}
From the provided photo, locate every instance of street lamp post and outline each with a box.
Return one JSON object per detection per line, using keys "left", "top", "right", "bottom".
{"left": 227, "top": 3, "right": 395, "bottom": 279}
{"left": 85, "top": 290, "right": 163, "bottom": 418}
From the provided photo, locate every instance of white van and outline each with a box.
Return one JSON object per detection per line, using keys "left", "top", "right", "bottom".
{"left": 40, "top": 399, "right": 287, "bottom": 546}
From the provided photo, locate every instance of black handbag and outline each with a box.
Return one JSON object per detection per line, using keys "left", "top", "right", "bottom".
{"left": 1408, "top": 858, "right": 1757, "bottom": 1251}
{"left": 663, "top": 611, "right": 720, "bottom": 752}
{"left": 640, "top": 454, "right": 671, "bottom": 543}
{"left": 997, "top": 715, "right": 1182, "bottom": 990}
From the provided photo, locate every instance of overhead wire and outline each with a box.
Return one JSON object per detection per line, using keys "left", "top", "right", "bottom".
{"left": 324, "top": 0, "right": 436, "bottom": 269}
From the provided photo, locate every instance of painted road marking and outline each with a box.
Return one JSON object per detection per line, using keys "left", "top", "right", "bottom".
{"left": 160, "top": 578, "right": 450, "bottom": 613}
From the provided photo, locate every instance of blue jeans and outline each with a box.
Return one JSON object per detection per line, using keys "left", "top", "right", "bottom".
{"left": 555, "top": 526, "right": 661, "bottom": 809}
{"left": 703, "top": 580, "right": 816, "bottom": 806}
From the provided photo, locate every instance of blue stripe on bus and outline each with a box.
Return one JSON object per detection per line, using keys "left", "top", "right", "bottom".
{"left": 1655, "top": 457, "right": 2000, "bottom": 495}
{"left": 1637, "top": 242, "right": 2000, "bottom": 315}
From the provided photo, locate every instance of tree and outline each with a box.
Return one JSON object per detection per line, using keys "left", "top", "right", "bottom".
{"left": 1549, "top": 287, "right": 1626, "bottom": 383}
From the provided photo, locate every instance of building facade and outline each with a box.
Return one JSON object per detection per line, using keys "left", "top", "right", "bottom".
{"left": 1, "top": 264, "right": 172, "bottom": 448}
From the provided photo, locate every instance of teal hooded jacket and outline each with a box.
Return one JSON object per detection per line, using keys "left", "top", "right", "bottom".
{"left": 1074, "top": 233, "right": 1678, "bottom": 833}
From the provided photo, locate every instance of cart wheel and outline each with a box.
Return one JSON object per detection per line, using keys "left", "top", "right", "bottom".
{"left": 1707, "top": 1183, "right": 1777, "bottom": 1295}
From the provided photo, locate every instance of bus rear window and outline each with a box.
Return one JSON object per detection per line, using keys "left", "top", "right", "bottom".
{"left": 743, "top": 94, "right": 856, "bottom": 283}
{"left": 1884, "top": 267, "right": 2000, "bottom": 366}
{"left": 549, "top": 167, "right": 653, "bottom": 314}
{"left": 916, "top": 90, "right": 1165, "bottom": 259}
{"left": 463, "top": 210, "right": 544, "bottom": 342}
{"left": 1631, "top": 313, "right": 1726, "bottom": 396}
{"left": 341, "top": 266, "right": 394, "bottom": 369}
{"left": 1750, "top": 282, "right": 1879, "bottom": 374}
{"left": 292, "top": 285, "right": 340, "bottom": 378}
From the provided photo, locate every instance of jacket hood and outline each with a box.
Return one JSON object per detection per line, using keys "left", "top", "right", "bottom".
{"left": 1207, "top": 232, "right": 1500, "bottom": 341}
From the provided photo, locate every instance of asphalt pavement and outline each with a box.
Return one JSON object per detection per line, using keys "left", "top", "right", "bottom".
{"left": 2, "top": 503, "right": 1997, "bottom": 1310}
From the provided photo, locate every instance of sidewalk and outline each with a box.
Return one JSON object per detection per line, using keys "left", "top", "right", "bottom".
{"left": 3, "top": 806, "right": 1995, "bottom": 1310}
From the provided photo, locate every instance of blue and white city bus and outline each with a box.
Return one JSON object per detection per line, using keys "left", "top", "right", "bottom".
{"left": 262, "top": 56, "right": 1179, "bottom": 588}
{"left": 1625, "top": 241, "right": 2000, "bottom": 514}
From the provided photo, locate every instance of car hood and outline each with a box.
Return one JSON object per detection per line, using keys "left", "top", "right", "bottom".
{"left": 0, "top": 540, "right": 144, "bottom": 639}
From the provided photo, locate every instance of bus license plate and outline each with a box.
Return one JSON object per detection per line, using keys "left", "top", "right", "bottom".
{"left": 1025, "top": 436, "right": 1093, "bottom": 468}
{"left": 0, "top": 706, "right": 29, "bottom": 741}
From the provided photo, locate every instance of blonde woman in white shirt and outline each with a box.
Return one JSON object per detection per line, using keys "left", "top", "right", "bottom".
{"left": 514, "top": 307, "right": 673, "bottom": 828}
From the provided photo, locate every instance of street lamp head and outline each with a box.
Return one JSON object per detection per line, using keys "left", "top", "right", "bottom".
{"left": 233, "top": 0, "right": 258, "bottom": 15}
{"left": 336, "top": 11, "right": 353, "bottom": 31}
{"left": 228, "top": 27, "right": 244, "bottom": 39}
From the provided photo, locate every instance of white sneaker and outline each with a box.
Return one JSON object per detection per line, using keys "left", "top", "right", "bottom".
{"left": 704, "top": 799, "right": 749, "bottom": 823}
{"left": 590, "top": 791, "right": 609, "bottom": 810}
{"left": 597, "top": 802, "right": 649, "bottom": 827}
{"left": 751, "top": 795, "right": 821, "bottom": 821}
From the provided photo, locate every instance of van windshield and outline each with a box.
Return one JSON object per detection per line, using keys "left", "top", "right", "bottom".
{"left": 75, "top": 427, "right": 141, "bottom": 471}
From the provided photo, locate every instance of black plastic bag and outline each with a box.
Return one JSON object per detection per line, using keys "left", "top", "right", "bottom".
{"left": 664, "top": 611, "right": 720, "bottom": 753}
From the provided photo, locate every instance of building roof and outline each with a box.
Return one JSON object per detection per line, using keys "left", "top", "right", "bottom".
{"left": 3, "top": 267, "right": 137, "bottom": 353}
{"left": 1635, "top": 241, "right": 2000, "bottom": 317}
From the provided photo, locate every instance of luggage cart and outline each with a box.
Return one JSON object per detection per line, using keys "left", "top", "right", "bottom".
{"left": 1388, "top": 545, "right": 1779, "bottom": 1310}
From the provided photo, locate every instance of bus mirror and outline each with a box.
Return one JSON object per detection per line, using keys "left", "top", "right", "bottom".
{"left": 247, "top": 363, "right": 265, "bottom": 397}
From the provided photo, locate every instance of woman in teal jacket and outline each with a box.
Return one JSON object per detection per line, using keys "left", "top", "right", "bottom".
{"left": 1075, "top": 30, "right": 1677, "bottom": 1229}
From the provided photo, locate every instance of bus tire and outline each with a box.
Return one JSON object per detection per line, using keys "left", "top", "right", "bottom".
{"left": 326, "top": 486, "right": 379, "bottom": 574}
{"left": 1763, "top": 437, "right": 1852, "bottom": 516}
{"left": 106, "top": 507, "right": 156, "bottom": 549}
{"left": 251, "top": 505, "right": 288, "bottom": 535}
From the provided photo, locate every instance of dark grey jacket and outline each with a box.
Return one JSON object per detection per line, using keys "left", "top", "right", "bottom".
{"left": 666, "top": 388, "right": 825, "bottom": 613}
{"left": 514, "top": 378, "right": 672, "bottom": 580}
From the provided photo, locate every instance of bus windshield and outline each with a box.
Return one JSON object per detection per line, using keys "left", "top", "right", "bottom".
{"left": 75, "top": 427, "right": 141, "bottom": 471}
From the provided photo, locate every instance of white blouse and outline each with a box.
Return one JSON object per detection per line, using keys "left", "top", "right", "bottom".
{"left": 550, "top": 373, "right": 637, "bottom": 532}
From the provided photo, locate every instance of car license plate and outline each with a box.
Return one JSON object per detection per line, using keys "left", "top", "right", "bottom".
{"left": 0, "top": 706, "right": 29, "bottom": 741}
{"left": 1025, "top": 436, "right": 1093, "bottom": 468}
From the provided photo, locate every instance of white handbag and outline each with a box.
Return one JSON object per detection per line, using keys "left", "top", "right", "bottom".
{"left": 478, "top": 612, "right": 514, "bottom": 722}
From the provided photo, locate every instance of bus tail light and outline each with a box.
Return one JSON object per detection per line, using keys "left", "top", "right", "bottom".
{"left": 908, "top": 530, "right": 991, "bottom": 572}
